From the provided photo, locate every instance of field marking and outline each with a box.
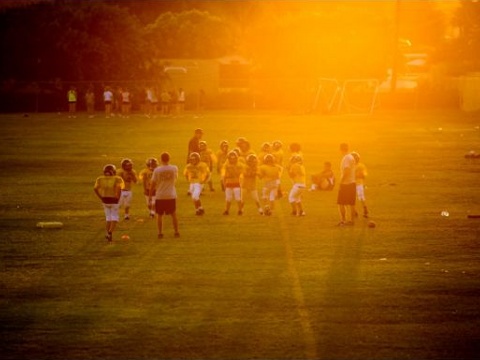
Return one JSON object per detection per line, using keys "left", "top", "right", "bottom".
{"left": 276, "top": 206, "right": 318, "bottom": 359}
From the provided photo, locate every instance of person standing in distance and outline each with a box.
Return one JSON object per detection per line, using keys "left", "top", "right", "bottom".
{"left": 149, "top": 152, "right": 180, "bottom": 239}
{"left": 187, "top": 128, "right": 203, "bottom": 161}
{"left": 337, "top": 143, "right": 356, "bottom": 226}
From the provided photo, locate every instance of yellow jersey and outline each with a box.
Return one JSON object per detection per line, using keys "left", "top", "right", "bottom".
{"left": 355, "top": 162, "right": 368, "bottom": 185}
{"left": 184, "top": 162, "right": 210, "bottom": 183}
{"left": 94, "top": 175, "right": 124, "bottom": 199}
{"left": 242, "top": 163, "right": 259, "bottom": 191}
{"left": 258, "top": 164, "right": 282, "bottom": 182}
{"left": 222, "top": 162, "right": 245, "bottom": 187}
{"left": 288, "top": 163, "right": 306, "bottom": 185}
{"left": 139, "top": 167, "right": 154, "bottom": 196}
{"left": 117, "top": 169, "right": 138, "bottom": 191}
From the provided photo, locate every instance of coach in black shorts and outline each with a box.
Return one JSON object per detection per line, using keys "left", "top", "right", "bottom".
{"left": 337, "top": 143, "right": 356, "bottom": 226}
{"left": 149, "top": 152, "right": 180, "bottom": 239}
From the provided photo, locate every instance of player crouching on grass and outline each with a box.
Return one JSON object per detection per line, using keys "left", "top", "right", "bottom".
{"left": 310, "top": 161, "right": 335, "bottom": 191}
{"left": 117, "top": 158, "right": 138, "bottom": 220}
{"left": 221, "top": 151, "right": 245, "bottom": 215}
{"left": 258, "top": 153, "right": 283, "bottom": 216}
{"left": 184, "top": 152, "right": 210, "bottom": 215}
{"left": 288, "top": 155, "right": 307, "bottom": 216}
{"left": 139, "top": 157, "right": 158, "bottom": 218}
{"left": 94, "top": 164, "right": 125, "bottom": 242}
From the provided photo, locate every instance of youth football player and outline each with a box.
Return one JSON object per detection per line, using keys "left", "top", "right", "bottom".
{"left": 216, "top": 140, "right": 229, "bottom": 191}
{"left": 139, "top": 157, "right": 158, "bottom": 218}
{"left": 117, "top": 158, "right": 138, "bottom": 220}
{"left": 184, "top": 152, "right": 210, "bottom": 215}
{"left": 93, "top": 164, "right": 125, "bottom": 242}
{"left": 288, "top": 155, "right": 307, "bottom": 216}
{"left": 241, "top": 154, "right": 264, "bottom": 215}
{"left": 221, "top": 151, "right": 245, "bottom": 215}
{"left": 258, "top": 153, "right": 283, "bottom": 216}
{"left": 351, "top": 151, "right": 369, "bottom": 218}
{"left": 199, "top": 140, "right": 217, "bottom": 191}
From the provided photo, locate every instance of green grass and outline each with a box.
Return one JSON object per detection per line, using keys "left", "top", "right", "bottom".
{"left": 1, "top": 109, "right": 480, "bottom": 359}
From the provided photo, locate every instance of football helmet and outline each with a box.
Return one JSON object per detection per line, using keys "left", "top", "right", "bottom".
{"left": 103, "top": 164, "right": 117, "bottom": 176}
{"left": 351, "top": 151, "right": 360, "bottom": 163}
{"left": 246, "top": 154, "right": 258, "bottom": 166}
{"left": 146, "top": 157, "right": 158, "bottom": 170}
{"left": 263, "top": 154, "right": 275, "bottom": 165}
{"left": 290, "top": 155, "right": 303, "bottom": 164}
{"left": 272, "top": 141, "right": 283, "bottom": 150}
{"left": 121, "top": 158, "right": 133, "bottom": 171}
{"left": 199, "top": 141, "right": 207, "bottom": 151}
{"left": 189, "top": 152, "right": 201, "bottom": 165}
{"left": 227, "top": 150, "right": 238, "bottom": 163}
{"left": 261, "top": 142, "right": 271, "bottom": 152}
{"left": 236, "top": 137, "right": 247, "bottom": 146}
{"left": 219, "top": 140, "right": 229, "bottom": 150}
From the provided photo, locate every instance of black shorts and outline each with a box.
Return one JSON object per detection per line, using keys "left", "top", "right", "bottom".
{"left": 102, "top": 197, "right": 119, "bottom": 204}
{"left": 337, "top": 183, "right": 356, "bottom": 205}
{"left": 155, "top": 199, "right": 176, "bottom": 215}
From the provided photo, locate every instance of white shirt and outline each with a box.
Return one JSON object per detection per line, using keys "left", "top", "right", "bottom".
{"left": 340, "top": 153, "right": 356, "bottom": 184}
{"left": 103, "top": 90, "right": 113, "bottom": 102}
{"left": 152, "top": 165, "right": 178, "bottom": 200}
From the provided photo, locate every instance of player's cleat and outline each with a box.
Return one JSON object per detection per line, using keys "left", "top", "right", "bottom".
{"left": 124, "top": 214, "right": 130, "bottom": 220}
{"left": 298, "top": 211, "right": 306, "bottom": 217}
{"left": 291, "top": 211, "right": 297, "bottom": 216}
{"left": 174, "top": 232, "right": 180, "bottom": 238}
{"left": 105, "top": 232, "right": 113, "bottom": 242}
{"left": 150, "top": 212, "right": 155, "bottom": 219}
{"left": 238, "top": 210, "right": 243, "bottom": 216}
{"left": 258, "top": 208, "right": 264, "bottom": 215}
{"left": 264, "top": 206, "right": 272, "bottom": 216}
{"left": 223, "top": 210, "right": 229, "bottom": 215}
{"left": 158, "top": 233, "right": 164, "bottom": 239}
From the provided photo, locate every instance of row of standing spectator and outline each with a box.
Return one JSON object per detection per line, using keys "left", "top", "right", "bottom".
{"left": 65, "top": 85, "right": 205, "bottom": 118}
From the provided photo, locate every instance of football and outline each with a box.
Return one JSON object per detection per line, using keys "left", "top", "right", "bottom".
{"left": 368, "top": 221, "right": 376, "bottom": 228}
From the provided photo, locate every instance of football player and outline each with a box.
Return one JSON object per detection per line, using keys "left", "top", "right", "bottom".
{"left": 184, "top": 152, "right": 210, "bottom": 215}
{"left": 242, "top": 154, "right": 263, "bottom": 215}
{"left": 288, "top": 155, "right": 307, "bottom": 216}
{"left": 272, "top": 140, "right": 284, "bottom": 198}
{"left": 139, "top": 157, "right": 158, "bottom": 218}
{"left": 221, "top": 151, "right": 245, "bottom": 215}
{"left": 310, "top": 161, "right": 335, "bottom": 191}
{"left": 351, "top": 151, "right": 369, "bottom": 218}
{"left": 258, "top": 153, "right": 283, "bottom": 216}
{"left": 93, "top": 164, "right": 125, "bottom": 242}
{"left": 117, "top": 158, "right": 138, "bottom": 220}
{"left": 258, "top": 142, "right": 272, "bottom": 165}
{"left": 199, "top": 140, "right": 217, "bottom": 191}
{"left": 236, "top": 138, "right": 255, "bottom": 161}
{"left": 216, "top": 140, "right": 229, "bottom": 191}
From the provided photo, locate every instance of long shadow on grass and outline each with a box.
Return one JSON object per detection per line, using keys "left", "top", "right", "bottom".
{"left": 316, "top": 227, "right": 365, "bottom": 359}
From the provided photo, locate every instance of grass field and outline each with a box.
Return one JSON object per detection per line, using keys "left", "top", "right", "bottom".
{"left": 1, "top": 109, "right": 480, "bottom": 360}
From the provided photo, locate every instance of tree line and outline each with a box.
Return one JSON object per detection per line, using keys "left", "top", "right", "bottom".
{"left": 0, "top": 0, "right": 479, "bottom": 84}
